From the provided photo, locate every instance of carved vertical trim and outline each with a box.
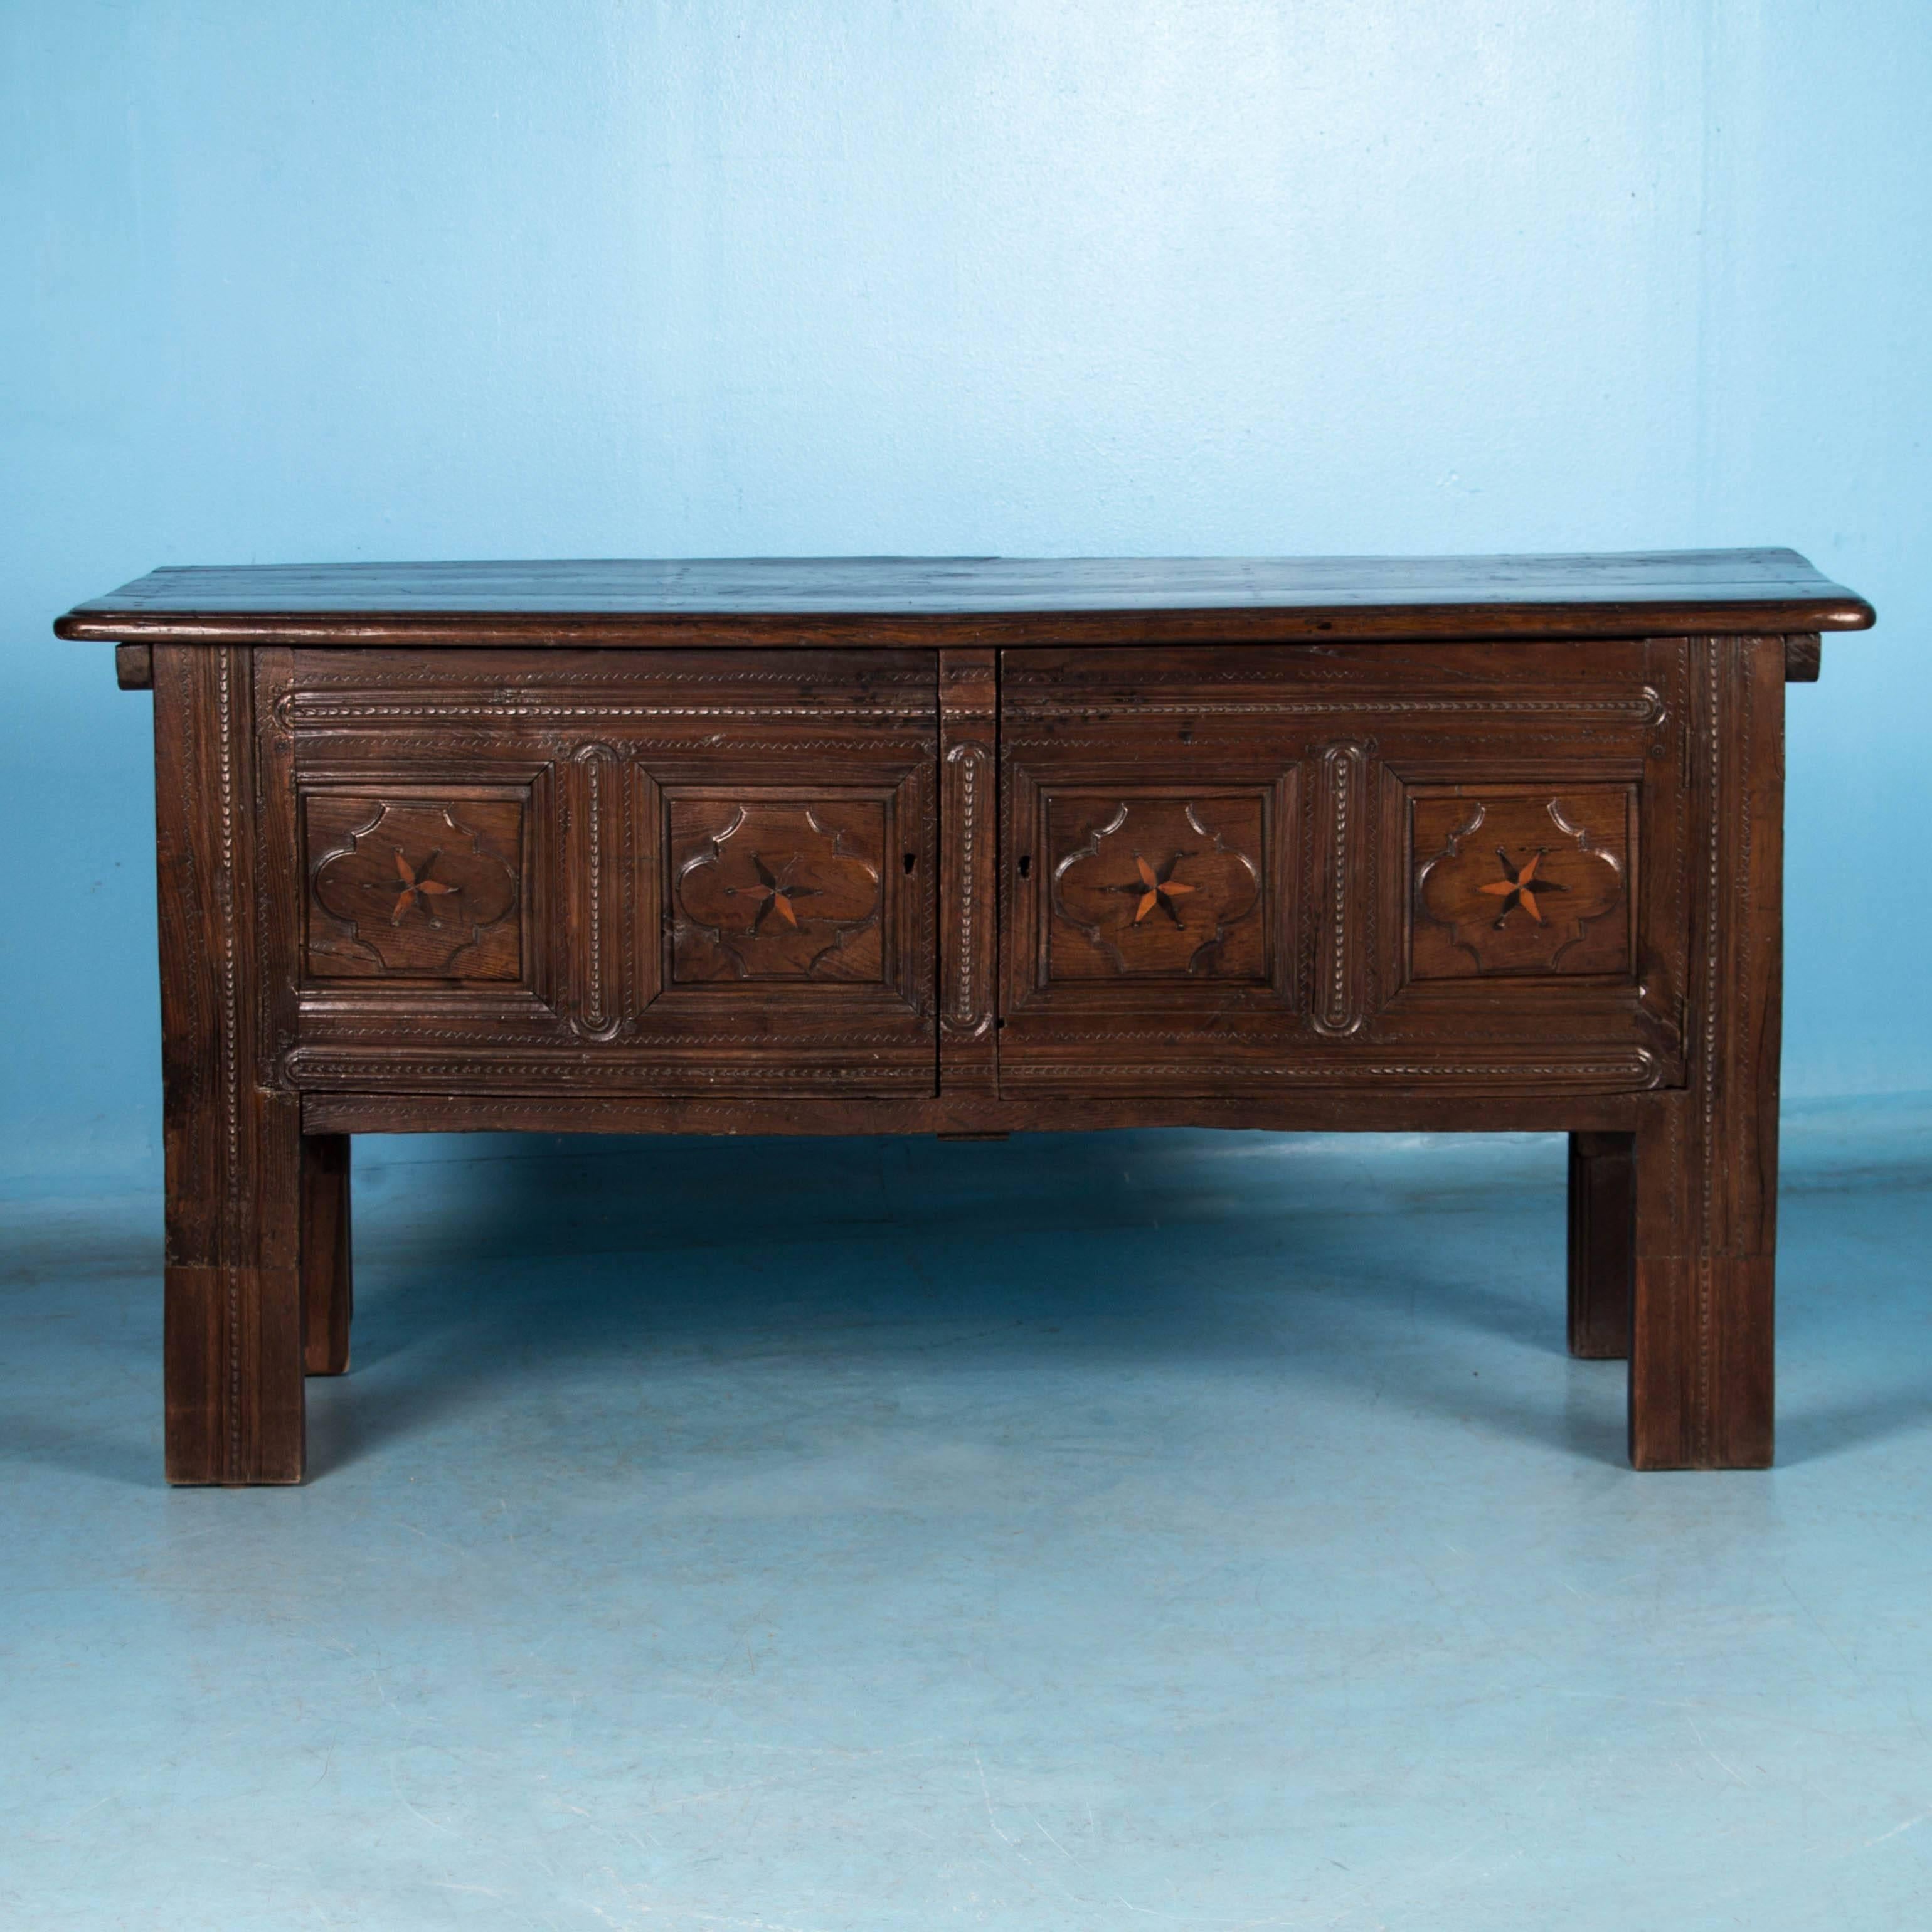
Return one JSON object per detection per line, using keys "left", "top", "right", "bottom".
{"left": 158, "top": 644, "right": 254, "bottom": 1259}
{"left": 1309, "top": 741, "right": 1370, "bottom": 1037}
{"left": 946, "top": 742, "right": 990, "bottom": 1027}
{"left": 620, "top": 745, "right": 638, "bottom": 1022}
{"left": 247, "top": 647, "right": 309, "bottom": 1459}
{"left": 586, "top": 751, "right": 605, "bottom": 1028}
{"left": 629, "top": 758, "right": 664, "bottom": 1013}
{"left": 253, "top": 645, "right": 311, "bottom": 1395}
{"left": 941, "top": 649, "right": 997, "bottom": 1095}
{"left": 253, "top": 649, "right": 299, "bottom": 1090}
{"left": 215, "top": 647, "right": 242, "bottom": 1223}
{"left": 915, "top": 741, "right": 939, "bottom": 1022}
{"left": 213, "top": 648, "right": 242, "bottom": 1462}
{"left": 1694, "top": 640, "right": 1724, "bottom": 1457}
{"left": 570, "top": 743, "right": 621, "bottom": 1039}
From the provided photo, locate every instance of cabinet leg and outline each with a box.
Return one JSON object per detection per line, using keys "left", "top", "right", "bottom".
{"left": 165, "top": 1265, "right": 305, "bottom": 1485}
{"left": 162, "top": 1103, "right": 307, "bottom": 1485}
{"left": 1627, "top": 635, "right": 1783, "bottom": 1470}
{"left": 302, "top": 1135, "right": 353, "bottom": 1376}
{"left": 154, "top": 642, "right": 308, "bottom": 1484}
{"left": 1567, "top": 1131, "right": 1633, "bottom": 1359}
{"left": 1630, "top": 1104, "right": 1775, "bottom": 1468}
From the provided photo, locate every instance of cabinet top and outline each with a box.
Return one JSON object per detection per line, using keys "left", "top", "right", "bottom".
{"left": 56, "top": 549, "right": 1873, "bottom": 647}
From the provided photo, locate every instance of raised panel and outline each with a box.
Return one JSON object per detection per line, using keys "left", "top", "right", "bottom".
{"left": 999, "top": 640, "right": 1685, "bottom": 1098}
{"left": 1411, "top": 787, "right": 1634, "bottom": 979}
{"left": 305, "top": 794, "right": 524, "bottom": 982}
{"left": 286, "top": 648, "right": 937, "bottom": 1096}
{"left": 999, "top": 652, "right": 1305, "bottom": 1094}
{"left": 1046, "top": 792, "right": 1266, "bottom": 981}
{"left": 669, "top": 795, "right": 889, "bottom": 984}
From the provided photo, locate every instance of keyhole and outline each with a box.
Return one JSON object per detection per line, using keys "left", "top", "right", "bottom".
{"left": 903, "top": 851, "right": 916, "bottom": 874}
{"left": 1018, "top": 854, "right": 1032, "bottom": 879}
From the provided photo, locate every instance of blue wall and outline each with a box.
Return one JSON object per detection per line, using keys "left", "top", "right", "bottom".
{"left": 3, "top": 2, "right": 1926, "bottom": 1187}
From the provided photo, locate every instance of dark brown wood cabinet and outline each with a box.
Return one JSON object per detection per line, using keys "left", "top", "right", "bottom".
{"left": 59, "top": 552, "right": 1874, "bottom": 1483}
{"left": 285, "top": 647, "right": 942, "bottom": 1099}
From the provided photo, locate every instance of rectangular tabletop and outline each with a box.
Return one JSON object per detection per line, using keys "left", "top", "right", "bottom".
{"left": 56, "top": 549, "right": 1874, "bottom": 646}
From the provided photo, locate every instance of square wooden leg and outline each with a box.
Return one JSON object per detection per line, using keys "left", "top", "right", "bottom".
{"left": 1630, "top": 1245, "right": 1775, "bottom": 1470}
{"left": 302, "top": 1134, "right": 353, "bottom": 1376}
{"left": 1567, "top": 1131, "right": 1633, "bottom": 1359}
{"left": 154, "top": 642, "right": 309, "bottom": 1484}
{"left": 1627, "top": 636, "right": 1783, "bottom": 1470}
{"left": 164, "top": 1261, "right": 305, "bottom": 1485}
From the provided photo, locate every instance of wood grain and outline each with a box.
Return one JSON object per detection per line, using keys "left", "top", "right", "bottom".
{"left": 289, "top": 647, "right": 938, "bottom": 1094}
{"left": 1568, "top": 1131, "right": 1633, "bottom": 1360}
{"left": 307, "top": 795, "right": 524, "bottom": 980}
{"left": 1411, "top": 788, "right": 1632, "bottom": 980}
{"left": 152, "top": 644, "right": 305, "bottom": 1482}
{"left": 1628, "top": 637, "right": 1785, "bottom": 1468}
{"left": 58, "top": 550, "right": 1874, "bottom": 647}
{"left": 88, "top": 559, "right": 1860, "bottom": 1479}
{"left": 308, "top": 1088, "right": 1656, "bottom": 1137}
{"left": 302, "top": 1133, "right": 352, "bottom": 1377}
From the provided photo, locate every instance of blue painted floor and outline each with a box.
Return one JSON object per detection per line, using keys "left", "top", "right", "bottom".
{"left": 5, "top": 1105, "right": 1932, "bottom": 1929}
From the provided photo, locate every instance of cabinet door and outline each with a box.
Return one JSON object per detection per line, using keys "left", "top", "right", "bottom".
{"left": 288, "top": 648, "right": 937, "bottom": 1100}
{"left": 997, "top": 643, "right": 1685, "bottom": 1099}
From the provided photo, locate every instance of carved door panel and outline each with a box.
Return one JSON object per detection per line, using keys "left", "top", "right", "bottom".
{"left": 287, "top": 649, "right": 937, "bottom": 1099}
{"left": 998, "top": 643, "right": 1688, "bottom": 1098}
{"left": 999, "top": 649, "right": 1300, "bottom": 1096}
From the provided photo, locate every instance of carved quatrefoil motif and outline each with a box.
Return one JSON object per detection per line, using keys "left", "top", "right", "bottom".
{"left": 1412, "top": 790, "right": 1631, "bottom": 979}
{"left": 672, "top": 800, "right": 886, "bottom": 982}
{"left": 1049, "top": 795, "right": 1266, "bottom": 979}
{"left": 308, "top": 797, "right": 522, "bottom": 980}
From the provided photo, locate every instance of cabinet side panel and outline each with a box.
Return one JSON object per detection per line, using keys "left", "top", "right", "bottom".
{"left": 152, "top": 645, "right": 304, "bottom": 1482}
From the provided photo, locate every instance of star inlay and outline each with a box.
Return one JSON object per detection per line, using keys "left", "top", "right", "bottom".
{"left": 1107, "top": 852, "right": 1199, "bottom": 928}
{"left": 364, "top": 846, "right": 461, "bottom": 928}
{"left": 1478, "top": 847, "right": 1568, "bottom": 927}
{"left": 727, "top": 852, "right": 823, "bottom": 931}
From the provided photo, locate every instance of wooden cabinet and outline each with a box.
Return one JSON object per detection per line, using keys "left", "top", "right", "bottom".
{"left": 997, "top": 640, "right": 1681, "bottom": 1098}
{"left": 287, "top": 648, "right": 938, "bottom": 1098}
{"left": 60, "top": 553, "right": 1874, "bottom": 1482}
